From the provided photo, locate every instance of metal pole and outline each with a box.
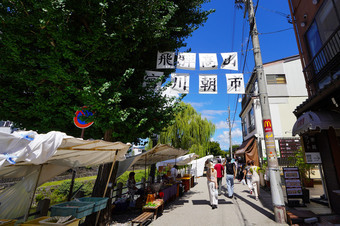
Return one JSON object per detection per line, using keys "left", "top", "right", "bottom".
{"left": 244, "top": 0, "right": 286, "bottom": 222}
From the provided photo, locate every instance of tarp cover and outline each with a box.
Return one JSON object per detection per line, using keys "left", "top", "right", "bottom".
{"left": 0, "top": 131, "right": 130, "bottom": 219}
{"left": 156, "top": 153, "right": 199, "bottom": 168}
{"left": 129, "top": 144, "right": 188, "bottom": 170}
{"left": 188, "top": 155, "right": 213, "bottom": 177}
{"left": 235, "top": 136, "right": 259, "bottom": 166}
{"left": 292, "top": 110, "right": 340, "bottom": 135}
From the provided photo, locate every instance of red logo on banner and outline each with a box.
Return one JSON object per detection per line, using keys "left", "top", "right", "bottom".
{"left": 263, "top": 119, "right": 273, "bottom": 132}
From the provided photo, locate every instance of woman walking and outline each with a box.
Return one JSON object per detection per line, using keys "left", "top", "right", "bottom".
{"left": 243, "top": 160, "right": 253, "bottom": 194}
{"left": 250, "top": 160, "right": 260, "bottom": 200}
{"left": 206, "top": 161, "right": 218, "bottom": 209}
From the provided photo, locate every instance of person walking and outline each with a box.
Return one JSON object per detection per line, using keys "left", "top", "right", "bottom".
{"left": 250, "top": 160, "right": 261, "bottom": 200}
{"left": 206, "top": 161, "right": 218, "bottom": 209}
{"left": 214, "top": 158, "right": 224, "bottom": 195}
{"left": 243, "top": 160, "right": 253, "bottom": 195}
{"left": 223, "top": 157, "right": 236, "bottom": 198}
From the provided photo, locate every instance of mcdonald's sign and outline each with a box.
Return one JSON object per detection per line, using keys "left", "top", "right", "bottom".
{"left": 263, "top": 119, "right": 273, "bottom": 132}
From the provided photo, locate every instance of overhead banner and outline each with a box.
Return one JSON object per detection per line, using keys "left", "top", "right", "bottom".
{"left": 226, "top": 73, "right": 245, "bottom": 94}
{"left": 156, "top": 52, "right": 175, "bottom": 69}
{"left": 177, "top": 52, "right": 196, "bottom": 70}
{"left": 143, "top": 70, "right": 163, "bottom": 91}
{"left": 221, "top": 52, "right": 238, "bottom": 71}
{"left": 171, "top": 73, "right": 189, "bottom": 94}
{"left": 199, "top": 53, "right": 218, "bottom": 70}
{"left": 199, "top": 74, "right": 217, "bottom": 94}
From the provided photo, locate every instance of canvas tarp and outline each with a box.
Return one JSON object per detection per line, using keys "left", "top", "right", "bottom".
{"left": 235, "top": 136, "right": 259, "bottom": 166}
{"left": 156, "top": 153, "right": 199, "bottom": 168}
{"left": 0, "top": 131, "right": 130, "bottom": 219}
{"left": 128, "top": 144, "right": 188, "bottom": 170}
{"left": 187, "top": 155, "right": 213, "bottom": 177}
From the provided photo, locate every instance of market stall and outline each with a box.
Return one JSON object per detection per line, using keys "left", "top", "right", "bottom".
{"left": 0, "top": 131, "right": 130, "bottom": 219}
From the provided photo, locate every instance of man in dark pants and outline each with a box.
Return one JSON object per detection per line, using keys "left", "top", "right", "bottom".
{"left": 214, "top": 158, "right": 224, "bottom": 195}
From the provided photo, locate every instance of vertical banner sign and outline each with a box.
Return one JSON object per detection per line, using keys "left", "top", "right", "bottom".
{"left": 199, "top": 53, "right": 218, "bottom": 70}
{"left": 263, "top": 119, "right": 278, "bottom": 167}
{"left": 143, "top": 71, "right": 164, "bottom": 91}
{"left": 170, "top": 73, "right": 190, "bottom": 93}
{"left": 199, "top": 74, "right": 217, "bottom": 94}
{"left": 156, "top": 52, "right": 175, "bottom": 69}
{"left": 221, "top": 52, "right": 238, "bottom": 70}
{"left": 226, "top": 73, "right": 245, "bottom": 94}
{"left": 177, "top": 52, "right": 196, "bottom": 70}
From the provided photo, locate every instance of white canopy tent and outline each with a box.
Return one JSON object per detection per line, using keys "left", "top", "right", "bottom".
{"left": 0, "top": 131, "right": 130, "bottom": 219}
{"left": 128, "top": 144, "right": 188, "bottom": 170}
{"left": 187, "top": 155, "right": 213, "bottom": 177}
{"left": 156, "top": 153, "right": 199, "bottom": 168}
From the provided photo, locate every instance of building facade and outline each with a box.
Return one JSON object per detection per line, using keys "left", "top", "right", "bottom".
{"left": 289, "top": 0, "right": 340, "bottom": 214}
{"left": 238, "top": 55, "right": 308, "bottom": 166}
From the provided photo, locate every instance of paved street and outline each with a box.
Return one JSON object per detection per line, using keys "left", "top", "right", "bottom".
{"left": 150, "top": 176, "right": 287, "bottom": 226}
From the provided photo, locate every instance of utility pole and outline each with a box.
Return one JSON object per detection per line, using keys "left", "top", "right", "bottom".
{"left": 243, "top": 0, "right": 286, "bottom": 223}
{"left": 227, "top": 106, "right": 233, "bottom": 158}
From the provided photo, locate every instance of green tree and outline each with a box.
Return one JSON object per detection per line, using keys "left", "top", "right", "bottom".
{"left": 159, "top": 102, "right": 215, "bottom": 157}
{"left": 0, "top": 0, "right": 213, "bottom": 142}
{"left": 0, "top": 1, "right": 214, "bottom": 223}
{"left": 207, "top": 141, "right": 224, "bottom": 156}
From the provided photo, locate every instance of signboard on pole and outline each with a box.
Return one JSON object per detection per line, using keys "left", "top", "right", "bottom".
{"left": 305, "top": 152, "right": 322, "bottom": 164}
{"left": 74, "top": 108, "right": 94, "bottom": 129}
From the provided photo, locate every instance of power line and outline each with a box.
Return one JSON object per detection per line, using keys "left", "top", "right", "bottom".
{"left": 259, "top": 27, "right": 293, "bottom": 35}
{"left": 258, "top": 5, "right": 292, "bottom": 23}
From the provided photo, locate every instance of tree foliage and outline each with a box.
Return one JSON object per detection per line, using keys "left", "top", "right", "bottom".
{"left": 207, "top": 141, "right": 224, "bottom": 156}
{"left": 0, "top": 0, "right": 214, "bottom": 142}
{"left": 159, "top": 102, "right": 215, "bottom": 157}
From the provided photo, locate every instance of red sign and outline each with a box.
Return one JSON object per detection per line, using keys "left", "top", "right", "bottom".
{"left": 74, "top": 107, "right": 94, "bottom": 129}
{"left": 263, "top": 119, "right": 273, "bottom": 132}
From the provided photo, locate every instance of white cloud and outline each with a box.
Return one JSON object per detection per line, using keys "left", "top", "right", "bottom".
{"left": 216, "top": 128, "right": 243, "bottom": 150}
{"left": 186, "top": 101, "right": 209, "bottom": 108}
{"left": 201, "top": 110, "right": 227, "bottom": 115}
{"left": 215, "top": 120, "right": 241, "bottom": 129}
{"left": 215, "top": 121, "right": 228, "bottom": 129}
{"left": 202, "top": 115, "right": 215, "bottom": 120}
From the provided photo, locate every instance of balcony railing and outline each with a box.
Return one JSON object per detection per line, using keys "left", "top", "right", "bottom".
{"left": 304, "top": 26, "right": 340, "bottom": 95}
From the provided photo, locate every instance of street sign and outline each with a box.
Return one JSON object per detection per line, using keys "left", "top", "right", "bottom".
{"left": 305, "top": 152, "right": 322, "bottom": 164}
{"left": 74, "top": 108, "right": 94, "bottom": 129}
{"left": 263, "top": 119, "right": 273, "bottom": 132}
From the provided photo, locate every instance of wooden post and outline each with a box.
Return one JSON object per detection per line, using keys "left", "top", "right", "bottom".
{"left": 95, "top": 150, "right": 118, "bottom": 226}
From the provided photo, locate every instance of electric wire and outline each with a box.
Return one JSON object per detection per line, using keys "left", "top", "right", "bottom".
{"left": 259, "top": 27, "right": 293, "bottom": 35}
{"left": 231, "top": 0, "right": 259, "bottom": 132}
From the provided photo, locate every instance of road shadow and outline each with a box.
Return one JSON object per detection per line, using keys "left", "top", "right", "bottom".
{"left": 234, "top": 193, "right": 275, "bottom": 221}
{"left": 192, "top": 199, "right": 233, "bottom": 205}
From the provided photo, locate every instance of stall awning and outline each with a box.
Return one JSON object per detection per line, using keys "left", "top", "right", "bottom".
{"left": 129, "top": 144, "right": 188, "bottom": 170}
{"left": 235, "top": 136, "right": 255, "bottom": 155}
{"left": 292, "top": 111, "right": 340, "bottom": 136}
{"left": 235, "top": 136, "right": 259, "bottom": 166}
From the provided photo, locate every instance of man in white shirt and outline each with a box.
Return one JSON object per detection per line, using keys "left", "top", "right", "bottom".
{"left": 170, "top": 165, "right": 178, "bottom": 179}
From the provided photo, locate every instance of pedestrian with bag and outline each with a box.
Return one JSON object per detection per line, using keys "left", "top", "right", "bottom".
{"left": 206, "top": 161, "right": 218, "bottom": 209}
{"left": 250, "top": 160, "right": 261, "bottom": 200}
{"left": 243, "top": 160, "right": 253, "bottom": 194}
{"left": 214, "top": 158, "right": 224, "bottom": 196}
{"left": 223, "top": 157, "right": 236, "bottom": 198}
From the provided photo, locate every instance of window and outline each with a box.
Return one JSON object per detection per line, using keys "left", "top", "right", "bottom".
{"left": 248, "top": 107, "right": 255, "bottom": 132}
{"left": 306, "top": 0, "right": 340, "bottom": 58}
{"left": 242, "top": 118, "right": 247, "bottom": 136}
{"left": 266, "top": 74, "right": 286, "bottom": 84}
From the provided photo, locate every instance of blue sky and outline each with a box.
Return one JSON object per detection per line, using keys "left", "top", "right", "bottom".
{"left": 163, "top": 0, "right": 299, "bottom": 150}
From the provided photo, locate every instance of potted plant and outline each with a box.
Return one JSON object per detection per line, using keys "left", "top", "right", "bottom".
{"left": 290, "top": 147, "right": 315, "bottom": 188}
